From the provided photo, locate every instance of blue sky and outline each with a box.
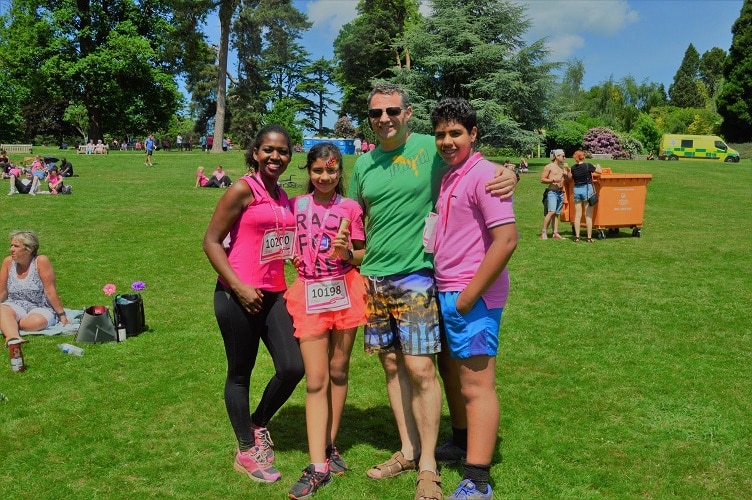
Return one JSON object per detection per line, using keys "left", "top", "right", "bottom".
{"left": 288, "top": 0, "right": 742, "bottom": 87}
{"left": 203, "top": 0, "right": 742, "bottom": 128}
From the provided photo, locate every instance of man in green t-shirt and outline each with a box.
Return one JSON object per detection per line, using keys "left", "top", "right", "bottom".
{"left": 349, "top": 83, "right": 516, "bottom": 497}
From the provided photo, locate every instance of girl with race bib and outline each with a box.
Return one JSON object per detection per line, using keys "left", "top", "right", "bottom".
{"left": 285, "top": 142, "right": 367, "bottom": 499}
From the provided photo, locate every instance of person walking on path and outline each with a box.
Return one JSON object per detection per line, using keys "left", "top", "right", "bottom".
{"left": 144, "top": 134, "right": 155, "bottom": 166}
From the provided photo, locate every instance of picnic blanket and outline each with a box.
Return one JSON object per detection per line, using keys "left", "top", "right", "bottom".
{"left": 19, "top": 308, "right": 84, "bottom": 337}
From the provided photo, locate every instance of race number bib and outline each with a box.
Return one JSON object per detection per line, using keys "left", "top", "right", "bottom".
{"left": 305, "top": 276, "right": 350, "bottom": 313}
{"left": 260, "top": 228, "right": 296, "bottom": 263}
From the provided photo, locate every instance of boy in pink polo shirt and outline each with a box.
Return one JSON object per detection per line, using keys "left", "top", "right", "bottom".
{"left": 429, "top": 98, "right": 518, "bottom": 500}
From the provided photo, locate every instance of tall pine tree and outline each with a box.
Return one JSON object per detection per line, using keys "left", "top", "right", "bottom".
{"left": 668, "top": 44, "right": 705, "bottom": 108}
{"left": 718, "top": 0, "right": 752, "bottom": 142}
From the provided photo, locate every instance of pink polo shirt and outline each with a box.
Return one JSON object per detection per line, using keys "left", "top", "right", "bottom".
{"left": 434, "top": 153, "right": 516, "bottom": 309}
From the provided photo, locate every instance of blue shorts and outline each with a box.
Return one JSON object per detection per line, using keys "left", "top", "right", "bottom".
{"left": 438, "top": 292, "right": 502, "bottom": 359}
{"left": 573, "top": 184, "right": 594, "bottom": 202}
{"left": 363, "top": 270, "right": 441, "bottom": 356}
{"left": 546, "top": 190, "right": 564, "bottom": 214}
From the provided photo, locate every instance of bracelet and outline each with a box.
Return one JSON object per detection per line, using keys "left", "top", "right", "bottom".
{"left": 343, "top": 249, "right": 354, "bottom": 263}
{"left": 55, "top": 311, "right": 66, "bottom": 317}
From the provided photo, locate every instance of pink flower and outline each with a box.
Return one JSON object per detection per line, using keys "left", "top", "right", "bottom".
{"left": 103, "top": 284, "right": 117, "bottom": 296}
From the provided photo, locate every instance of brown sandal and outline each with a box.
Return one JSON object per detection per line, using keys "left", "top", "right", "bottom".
{"left": 415, "top": 470, "right": 443, "bottom": 500}
{"left": 366, "top": 451, "right": 418, "bottom": 480}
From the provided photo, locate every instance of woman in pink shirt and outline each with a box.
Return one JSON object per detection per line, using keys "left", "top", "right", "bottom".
{"left": 203, "top": 125, "right": 303, "bottom": 484}
{"left": 47, "top": 167, "right": 64, "bottom": 194}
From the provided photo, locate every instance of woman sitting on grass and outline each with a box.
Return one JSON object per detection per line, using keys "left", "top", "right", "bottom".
{"left": 195, "top": 166, "right": 231, "bottom": 188}
{"left": 47, "top": 167, "right": 64, "bottom": 194}
{"left": 0, "top": 230, "right": 70, "bottom": 347}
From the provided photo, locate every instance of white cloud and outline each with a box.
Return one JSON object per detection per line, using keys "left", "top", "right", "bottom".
{"left": 515, "top": 0, "right": 639, "bottom": 59}
{"left": 301, "top": 0, "right": 359, "bottom": 37}
{"left": 546, "top": 33, "right": 586, "bottom": 61}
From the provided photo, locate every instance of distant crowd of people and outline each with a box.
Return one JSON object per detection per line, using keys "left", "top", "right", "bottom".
{"left": 2, "top": 152, "right": 73, "bottom": 195}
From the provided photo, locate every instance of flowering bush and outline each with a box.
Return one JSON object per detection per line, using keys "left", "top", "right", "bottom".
{"left": 103, "top": 281, "right": 146, "bottom": 296}
{"left": 618, "top": 134, "right": 645, "bottom": 158}
{"left": 582, "top": 127, "right": 623, "bottom": 156}
{"left": 333, "top": 116, "right": 356, "bottom": 138}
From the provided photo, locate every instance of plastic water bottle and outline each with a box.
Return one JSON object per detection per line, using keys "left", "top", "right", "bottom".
{"left": 57, "top": 343, "right": 84, "bottom": 356}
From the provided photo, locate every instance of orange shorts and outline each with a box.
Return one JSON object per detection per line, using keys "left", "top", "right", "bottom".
{"left": 285, "top": 268, "right": 367, "bottom": 338}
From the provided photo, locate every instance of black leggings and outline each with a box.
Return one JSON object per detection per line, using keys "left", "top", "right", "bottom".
{"left": 213, "top": 281, "right": 304, "bottom": 449}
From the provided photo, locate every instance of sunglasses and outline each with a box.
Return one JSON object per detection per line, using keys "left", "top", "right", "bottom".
{"left": 368, "top": 107, "right": 404, "bottom": 119}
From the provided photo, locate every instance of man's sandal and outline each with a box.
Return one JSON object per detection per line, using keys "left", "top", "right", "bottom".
{"left": 415, "top": 470, "right": 443, "bottom": 500}
{"left": 366, "top": 451, "right": 419, "bottom": 480}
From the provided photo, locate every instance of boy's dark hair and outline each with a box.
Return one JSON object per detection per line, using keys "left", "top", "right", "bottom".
{"left": 301, "top": 142, "right": 345, "bottom": 196}
{"left": 244, "top": 125, "right": 293, "bottom": 172}
{"left": 430, "top": 98, "right": 477, "bottom": 133}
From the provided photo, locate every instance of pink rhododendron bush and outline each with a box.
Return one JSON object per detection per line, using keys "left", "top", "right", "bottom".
{"left": 583, "top": 127, "right": 631, "bottom": 159}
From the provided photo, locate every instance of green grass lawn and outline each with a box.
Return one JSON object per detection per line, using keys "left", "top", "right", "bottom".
{"left": 1, "top": 148, "right": 750, "bottom": 498}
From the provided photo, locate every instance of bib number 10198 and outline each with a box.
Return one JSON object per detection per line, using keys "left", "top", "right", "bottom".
{"left": 305, "top": 277, "right": 350, "bottom": 313}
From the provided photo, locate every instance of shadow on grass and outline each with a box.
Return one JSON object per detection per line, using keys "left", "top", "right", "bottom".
{"left": 273, "top": 403, "right": 503, "bottom": 465}
{"left": 273, "top": 403, "right": 401, "bottom": 455}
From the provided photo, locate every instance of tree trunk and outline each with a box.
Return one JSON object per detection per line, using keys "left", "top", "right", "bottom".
{"left": 88, "top": 109, "right": 102, "bottom": 144}
{"left": 212, "top": 0, "right": 237, "bottom": 154}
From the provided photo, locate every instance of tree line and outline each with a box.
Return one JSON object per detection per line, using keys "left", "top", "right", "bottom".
{"left": 0, "top": 0, "right": 750, "bottom": 154}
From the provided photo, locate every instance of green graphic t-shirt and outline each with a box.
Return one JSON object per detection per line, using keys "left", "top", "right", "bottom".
{"left": 348, "top": 133, "right": 448, "bottom": 276}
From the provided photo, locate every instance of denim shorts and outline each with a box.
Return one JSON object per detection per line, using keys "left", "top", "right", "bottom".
{"left": 573, "top": 184, "right": 594, "bottom": 202}
{"left": 546, "top": 190, "right": 564, "bottom": 214}
{"left": 363, "top": 270, "right": 441, "bottom": 356}
{"left": 438, "top": 292, "right": 502, "bottom": 359}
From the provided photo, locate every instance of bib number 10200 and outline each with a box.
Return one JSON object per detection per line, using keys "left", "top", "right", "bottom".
{"left": 260, "top": 229, "right": 295, "bottom": 263}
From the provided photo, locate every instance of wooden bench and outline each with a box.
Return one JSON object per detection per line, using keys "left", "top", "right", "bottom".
{"left": 633, "top": 155, "right": 648, "bottom": 161}
{"left": 1, "top": 144, "right": 33, "bottom": 154}
{"left": 590, "top": 153, "right": 613, "bottom": 160}
{"left": 77, "top": 144, "right": 109, "bottom": 154}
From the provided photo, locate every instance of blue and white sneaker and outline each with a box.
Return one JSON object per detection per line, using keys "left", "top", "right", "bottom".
{"left": 448, "top": 479, "right": 493, "bottom": 500}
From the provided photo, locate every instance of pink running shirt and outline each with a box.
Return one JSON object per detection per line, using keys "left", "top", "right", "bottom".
{"left": 220, "top": 175, "right": 295, "bottom": 292}
{"left": 290, "top": 193, "right": 365, "bottom": 280}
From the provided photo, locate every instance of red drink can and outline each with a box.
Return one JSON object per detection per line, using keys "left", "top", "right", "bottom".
{"left": 8, "top": 339, "right": 26, "bottom": 373}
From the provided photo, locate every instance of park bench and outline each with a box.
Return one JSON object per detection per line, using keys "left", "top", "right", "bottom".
{"left": 77, "top": 144, "right": 109, "bottom": 154}
{"left": 1, "top": 144, "right": 33, "bottom": 154}
{"left": 590, "top": 153, "right": 613, "bottom": 160}
{"left": 633, "top": 155, "right": 648, "bottom": 161}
